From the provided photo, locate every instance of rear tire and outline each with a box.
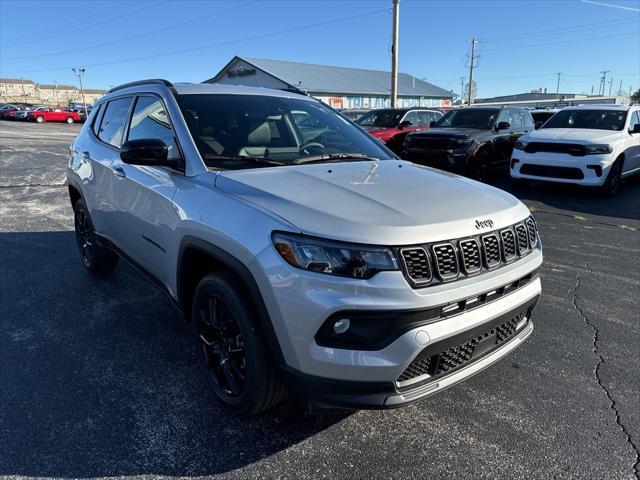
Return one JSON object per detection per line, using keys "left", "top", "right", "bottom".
{"left": 599, "top": 157, "right": 623, "bottom": 197}
{"left": 66, "top": 116, "right": 74, "bottom": 124}
{"left": 73, "top": 199, "right": 119, "bottom": 275}
{"left": 192, "top": 271, "right": 286, "bottom": 415}
{"left": 36, "top": 115, "right": 44, "bottom": 123}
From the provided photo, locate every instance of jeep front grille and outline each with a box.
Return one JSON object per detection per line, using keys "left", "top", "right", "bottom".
{"left": 459, "top": 239, "right": 481, "bottom": 274}
{"left": 400, "top": 248, "right": 432, "bottom": 285}
{"left": 431, "top": 243, "right": 459, "bottom": 280}
{"left": 397, "top": 216, "right": 538, "bottom": 288}
{"left": 482, "top": 233, "right": 501, "bottom": 268}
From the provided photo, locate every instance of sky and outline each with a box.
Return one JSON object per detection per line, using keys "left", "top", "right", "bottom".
{"left": 0, "top": 0, "right": 638, "bottom": 98}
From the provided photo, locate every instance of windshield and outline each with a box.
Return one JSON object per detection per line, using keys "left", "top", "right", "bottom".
{"left": 179, "top": 94, "right": 392, "bottom": 170}
{"left": 356, "top": 109, "right": 404, "bottom": 128}
{"left": 435, "top": 108, "right": 499, "bottom": 129}
{"left": 542, "top": 109, "right": 627, "bottom": 131}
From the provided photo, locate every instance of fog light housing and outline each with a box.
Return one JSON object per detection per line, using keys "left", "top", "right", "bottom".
{"left": 587, "top": 165, "right": 602, "bottom": 177}
{"left": 333, "top": 318, "right": 350, "bottom": 334}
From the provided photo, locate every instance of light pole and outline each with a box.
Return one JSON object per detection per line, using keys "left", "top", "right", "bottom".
{"left": 390, "top": 0, "right": 399, "bottom": 108}
{"left": 72, "top": 67, "right": 88, "bottom": 118}
{"left": 53, "top": 81, "right": 59, "bottom": 107}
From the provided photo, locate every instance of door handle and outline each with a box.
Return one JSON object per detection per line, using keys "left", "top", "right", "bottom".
{"left": 112, "top": 165, "right": 127, "bottom": 178}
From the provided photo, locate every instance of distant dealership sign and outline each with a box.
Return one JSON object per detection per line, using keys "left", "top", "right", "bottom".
{"left": 227, "top": 67, "right": 256, "bottom": 78}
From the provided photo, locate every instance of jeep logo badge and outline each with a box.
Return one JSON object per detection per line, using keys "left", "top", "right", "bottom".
{"left": 475, "top": 219, "right": 494, "bottom": 229}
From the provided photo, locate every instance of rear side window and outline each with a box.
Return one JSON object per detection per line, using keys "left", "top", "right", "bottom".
{"left": 127, "top": 96, "right": 178, "bottom": 158}
{"left": 91, "top": 104, "right": 104, "bottom": 136}
{"left": 511, "top": 109, "right": 524, "bottom": 129}
{"left": 98, "top": 97, "right": 133, "bottom": 148}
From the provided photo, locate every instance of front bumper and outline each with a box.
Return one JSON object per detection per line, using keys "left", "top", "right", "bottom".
{"left": 511, "top": 150, "right": 615, "bottom": 186}
{"left": 283, "top": 295, "right": 537, "bottom": 410}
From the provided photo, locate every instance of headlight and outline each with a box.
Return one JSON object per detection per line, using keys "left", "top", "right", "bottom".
{"left": 514, "top": 140, "right": 528, "bottom": 150}
{"left": 272, "top": 232, "right": 398, "bottom": 279}
{"left": 584, "top": 144, "right": 612, "bottom": 154}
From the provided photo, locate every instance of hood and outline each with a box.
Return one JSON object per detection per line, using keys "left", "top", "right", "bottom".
{"left": 409, "top": 128, "right": 486, "bottom": 140}
{"left": 215, "top": 160, "right": 529, "bottom": 245}
{"left": 525, "top": 128, "right": 624, "bottom": 144}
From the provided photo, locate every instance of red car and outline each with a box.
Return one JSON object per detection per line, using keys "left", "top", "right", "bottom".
{"left": 0, "top": 104, "right": 25, "bottom": 120}
{"left": 29, "top": 108, "right": 82, "bottom": 124}
{"left": 356, "top": 108, "right": 443, "bottom": 153}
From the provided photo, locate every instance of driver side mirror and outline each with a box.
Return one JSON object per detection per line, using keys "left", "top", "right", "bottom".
{"left": 630, "top": 123, "right": 640, "bottom": 134}
{"left": 429, "top": 120, "right": 438, "bottom": 128}
{"left": 496, "top": 121, "right": 511, "bottom": 130}
{"left": 534, "top": 121, "right": 543, "bottom": 130}
{"left": 120, "top": 138, "right": 180, "bottom": 168}
{"left": 398, "top": 120, "right": 412, "bottom": 129}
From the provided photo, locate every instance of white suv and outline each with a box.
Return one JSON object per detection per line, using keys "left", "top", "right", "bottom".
{"left": 510, "top": 104, "right": 640, "bottom": 195}
{"left": 67, "top": 80, "right": 542, "bottom": 414}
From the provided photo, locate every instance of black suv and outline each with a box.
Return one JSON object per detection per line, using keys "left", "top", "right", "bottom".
{"left": 401, "top": 106, "right": 535, "bottom": 180}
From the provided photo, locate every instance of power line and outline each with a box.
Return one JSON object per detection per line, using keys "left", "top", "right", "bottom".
{"left": 0, "top": 3, "right": 131, "bottom": 45}
{"left": 1, "top": 2, "right": 165, "bottom": 49}
{"left": 479, "top": 16, "right": 637, "bottom": 42}
{"left": 2, "top": 0, "right": 260, "bottom": 61}
{"left": 0, "top": 7, "right": 391, "bottom": 75}
{"left": 482, "top": 30, "right": 639, "bottom": 51}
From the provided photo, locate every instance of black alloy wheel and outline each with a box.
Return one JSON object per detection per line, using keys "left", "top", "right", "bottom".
{"left": 73, "top": 199, "right": 119, "bottom": 274}
{"left": 196, "top": 294, "right": 247, "bottom": 398}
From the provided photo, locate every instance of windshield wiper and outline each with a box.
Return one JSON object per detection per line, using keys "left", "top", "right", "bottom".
{"left": 293, "top": 152, "right": 380, "bottom": 165}
{"left": 204, "top": 155, "right": 286, "bottom": 166}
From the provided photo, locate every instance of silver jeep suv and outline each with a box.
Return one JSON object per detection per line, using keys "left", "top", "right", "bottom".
{"left": 67, "top": 80, "right": 542, "bottom": 414}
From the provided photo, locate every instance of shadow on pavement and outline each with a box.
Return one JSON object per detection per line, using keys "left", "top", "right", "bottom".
{"left": 0, "top": 231, "right": 347, "bottom": 477}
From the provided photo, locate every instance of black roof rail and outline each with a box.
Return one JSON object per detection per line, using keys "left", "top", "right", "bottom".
{"left": 108, "top": 79, "right": 173, "bottom": 94}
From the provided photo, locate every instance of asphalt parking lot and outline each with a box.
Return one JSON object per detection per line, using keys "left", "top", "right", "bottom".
{"left": 1, "top": 120, "right": 639, "bottom": 480}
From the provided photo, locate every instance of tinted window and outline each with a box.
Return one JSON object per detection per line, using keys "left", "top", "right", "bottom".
{"left": 179, "top": 94, "right": 392, "bottom": 170}
{"left": 403, "top": 111, "right": 419, "bottom": 125}
{"left": 418, "top": 110, "right": 441, "bottom": 126}
{"left": 127, "top": 96, "right": 178, "bottom": 158}
{"left": 522, "top": 110, "right": 535, "bottom": 128}
{"left": 357, "top": 109, "right": 404, "bottom": 128}
{"left": 98, "top": 97, "right": 133, "bottom": 147}
{"left": 436, "top": 108, "right": 499, "bottom": 129}
{"left": 630, "top": 111, "right": 640, "bottom": 130}
{"left": 91, "top": 104, "right": 104, "bottom": 136}
{"left": 543, "top": 109, "right": 627, "bottom": 131}
{"left": 496, "top": 109, "right": 512, "bottom": 126}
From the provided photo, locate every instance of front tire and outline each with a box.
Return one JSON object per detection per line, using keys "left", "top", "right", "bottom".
{"left": 600, "top": 157, "right": 623, "bottom": 197}
{"left": 468, "top": 149, "right": 491, "bottom": 182}
{"left": 66, "top": 116, "right": 74, "bottom": 124}
{"left": 35, "top": 115, "right": 44, "bottom": 123}
{"left": 192, "top": 272, "right": 286, "bottom": 415}
{"left": 73, "top": 199, "right": 119, "bottom": 274}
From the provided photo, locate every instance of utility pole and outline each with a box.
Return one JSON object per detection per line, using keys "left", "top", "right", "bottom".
{"left": 608, "top": 78, "right": 613, "bottom": 96}
{"left": 72, "top": 67, "right": 88, "bottom": 118}
{"left": 600, "top": 70, "right": 610, "bottom": 96}
{"left": 460, "top": 76, "right": 465, "bottom": 105}
{"left": 618, "top": 79, "right": 622, "bottom": 96}
{"left": 20, "top": 77, "right": 25, "bottom": 101}
{"left": 467, "top": 38, "right": 478, "bottom": 105}
{"left": 555, "top": 73, "right": 562, "bottom": 94}
{"left": 390, "top": 0, "right": 399, "bottom": 108}
{"left": 629, "top": 85, "right": 633, "bottom": 97}
{"left": 53, "top": 81, "right": 59, "bottom": 107}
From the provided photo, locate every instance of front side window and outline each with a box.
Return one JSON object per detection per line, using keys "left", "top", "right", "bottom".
{"left": 511, "top": 110, "right": 524, "bottom": 129}
{"left": 127, "top": 96, "right": 178, "bottom": 159}
{"left": 98, "top": 97, "right": 133, "bottom": 147}
{"left": 179, "top": 94, "right": 393, "bottom": 170}
{"left": 435, "top": 108, "right": 500, "bottom": 129}
{"left": 402, "top": 111, "right": 420, "bottom": 125}
{"left": 418, "top": 110, "right": 441, "bottom": 126}
{"left": 356, "top": 109, "right": 404, "bottom": 128}
{"left": 629, "top": 111, "right": 640, "bottom": 131}
{"left": 543, "top": 109, "right": 627, "bottom": 131}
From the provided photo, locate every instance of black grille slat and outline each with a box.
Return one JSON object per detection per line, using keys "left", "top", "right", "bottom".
{"left": 524, "top": 142, "right": 587, "bottom": 156}
{"left": 459, "top": 239, "right": 481, "bottom": 274}
{"left": 397, "top": 313, "right": 527, "bottom": 386}
{"left": 481, "top": 234, "right": 501, "bottom": 269}
{"left": 515, "top": 224, "right": 530, "bottom": 254}
{"left": 520, "top": 164, "right": 585, "bottom": 179}
{"left": 500, "top": 229, "right": 517, "bottom": 262}
{"left": 432, "top": 243, "right": 459, "bottom": 280}
{"left": 400, "top": 248, "right": 432, "bottom": 284}
{"left": 525, "top": 217, "right": 537, "bottom": 248}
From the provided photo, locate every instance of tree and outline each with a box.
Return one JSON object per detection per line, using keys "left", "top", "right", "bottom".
{"left": 631, "top": 89, "right": 640, "bottom": 103}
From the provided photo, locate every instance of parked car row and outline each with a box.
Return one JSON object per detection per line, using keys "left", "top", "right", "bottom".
{"left": 354, "top": 103, "right": 640, "bottom": 196}
{"left": 0, "top": 103, "right": 85, "bottom": 123}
